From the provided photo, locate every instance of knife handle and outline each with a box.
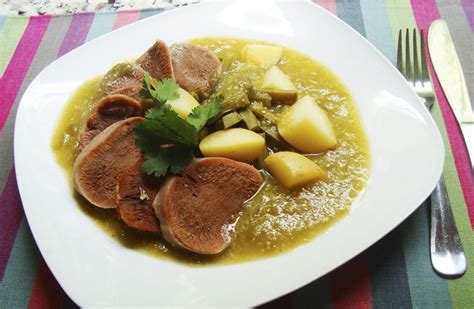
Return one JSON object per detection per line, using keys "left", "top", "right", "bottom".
{"left": 430, "top": 176, "right": 467, "bottom": 277}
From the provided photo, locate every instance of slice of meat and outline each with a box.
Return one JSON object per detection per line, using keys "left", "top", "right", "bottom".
{"left": 73, "top": 117, "right": 144, "bottom": 209}
{"left": 78, "top": 94, "right": 143, "bottom": 151}
{"left": 116, "top": 160, "right": 161, "bottom": 233}
{"left": 153, "top": 157, "right": 263, "bottom": 254}
{"left": 136, "top": 40, "right": 174, "bottom": 81}
{"left": 170, "top": 42, "right": 222, "bottom": 99}
{"left": 110, "top": 86, "right": 142, "bottom": 102}
{"left": 99, "top": 63, "right": 145, "bottom": 96}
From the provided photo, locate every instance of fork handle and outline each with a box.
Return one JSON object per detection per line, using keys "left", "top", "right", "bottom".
{"left": 430, "top": 176, "right": 467, "bottom": 277}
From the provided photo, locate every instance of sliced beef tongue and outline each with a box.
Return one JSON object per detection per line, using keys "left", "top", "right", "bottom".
{"left": 170, "top": 42, "right": 222, "bottom": 99}
{"left": 116, "top": 160, "right": 162, "bottom": 233}
{"left": 73, "top": 117, "right": 144, "bottom": 209}
{"left": 153, "top": 157, "right": 263, "bottom": 254}
{"left": 136, "top": 39, "right": 174, "bottom": 81}
{"left": 78, "top": 94, "right": 143, "bottom": 151}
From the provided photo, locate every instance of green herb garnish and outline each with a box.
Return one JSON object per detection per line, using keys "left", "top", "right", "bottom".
{"left": 134, "top": 73, "right": 222, "bottom": 177}
{"left": 139, "top": 74, "right": 180, "bottom": 103}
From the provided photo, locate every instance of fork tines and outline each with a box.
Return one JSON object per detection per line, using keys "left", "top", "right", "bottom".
{"left": 397, "top": 28, "right": 430, "bottom": 85}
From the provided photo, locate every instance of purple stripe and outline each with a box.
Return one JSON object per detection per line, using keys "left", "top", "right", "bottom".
{"left": 57, "top": 13, "right": 94, "bottom": 57}
{"left": 0, "top": 168, "right": 24, "bottom": 281}
{"left": 461, "top": 0, "right": 474, "bottom": 31}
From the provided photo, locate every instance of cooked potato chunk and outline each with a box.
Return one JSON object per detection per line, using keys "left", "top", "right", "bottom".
{"left": 277, "top": 95, "right": 337, "bottom": 153}
{"left": 166, "top": 88, "right": 200, "bottom": 119}
{"left": 265, "top": 151, "right": 325, "bottom": 189}
{"left": 261, "top": 66, "right": 296, "bottom": 91}
{"left": 241, "top": 44, "right": 282, "bottom": 66}
{"left": 199, "top": 128, "right": 265, "bottom": 163}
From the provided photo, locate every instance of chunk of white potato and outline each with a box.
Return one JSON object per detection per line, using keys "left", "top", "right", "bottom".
{"left": 199, "top": 128, "right": 265, "bottom": 163}
{"left": 166, "top": 88, "right": 200, "bottom": 119}
{"left": 261, "top": 66, "right": 296, "bottom": 91}
{"left": 265, "top": 151, "right": 325, "bottom": 189}
{"left": 241, "top": 44, "right": 282, "bottom": 66}
{"left": 277, "top": 95, "right": 337, "bottom": 153}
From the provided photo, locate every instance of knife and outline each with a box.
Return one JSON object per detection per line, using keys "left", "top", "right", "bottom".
{"left": 428, "top": 19, "right": 474, "bottom": 170}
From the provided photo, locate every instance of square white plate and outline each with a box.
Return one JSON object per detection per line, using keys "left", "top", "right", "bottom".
{"left": 14, "top": 0, "right": 444, "bottom": 306}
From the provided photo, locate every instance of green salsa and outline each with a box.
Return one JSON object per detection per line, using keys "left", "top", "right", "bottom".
{"left": 51, "top": 37, "right": 370, "bottom": 265}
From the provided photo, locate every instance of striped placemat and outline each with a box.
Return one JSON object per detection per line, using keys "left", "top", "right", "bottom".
{"left": 0, "top": 1, "right": 473, "bottom": 308}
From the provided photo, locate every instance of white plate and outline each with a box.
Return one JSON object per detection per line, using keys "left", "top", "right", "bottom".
{"left": 14, "top": 0, "right": 444, "bottom": 306}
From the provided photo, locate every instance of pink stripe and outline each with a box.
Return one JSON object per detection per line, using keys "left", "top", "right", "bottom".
{"left": 0, "top": 16, "right": 51, "bottom": 132}
{"left": 28, "top": 258, "right": 65, "bottom": 309}
{"left": 112, "top": 10, "right": 141, "bottom": 30}
{"left": 411, "top": 0, "right": 474, "bottom": 227}
{"left": 331, "top": 252, "right": 372, "bottom": 309}
{"left": 57, "top": 13, "right": 95, "bottom": 57}
{"left": 313, "top": 0, "right": 337, "bottom": 15}
{"left": 0, "top": 168, "right": 25, "bottom": 281}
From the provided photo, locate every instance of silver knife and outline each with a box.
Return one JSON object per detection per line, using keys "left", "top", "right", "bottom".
{"left": 428, "top": 19, "right": 474, "bottom": 170}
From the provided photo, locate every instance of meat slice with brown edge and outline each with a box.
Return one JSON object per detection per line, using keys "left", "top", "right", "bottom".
{"left": 78, "top": 94, "right": 143, "bottom": 151}
{"left": 170, "top": 42, "right": 222, "bottom": 99}
{"left": 110, "top": 86, "right": 143, "bottom": 102}
{"left": 136, "top": 40, "right": 174, "bottom": 81}
{"left": 153, "top": 157, "right": 263, "bottom": 254}
{"left": 99, "top": 62, "right": 145, "bottom": 96}
{"left": 73, "top": 117, "right": 144, "bottom": 209}
{"left": 116, "top": 160, "right": 162, "bottom": 233}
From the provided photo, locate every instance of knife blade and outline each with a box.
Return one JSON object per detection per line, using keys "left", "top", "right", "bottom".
{"left": 428, "top": 19, "right": 474, "bottom": 170}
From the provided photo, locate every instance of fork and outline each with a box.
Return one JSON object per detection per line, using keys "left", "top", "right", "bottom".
{"left": 397, "top": 29, "right": 467, "bottom": 277}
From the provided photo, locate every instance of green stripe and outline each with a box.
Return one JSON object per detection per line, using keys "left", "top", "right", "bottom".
{"left": 429, "top": 1, "right": 474, "bottom": 306}
{"left": 429, "top": 5, "right": 474, "bottom": 303}
{"left": 432, "top": 104, "right": 474, "bottom": 307}
{"left": 0, "top": 17, "right": 29, "bottom": 76}
{"left": 384, "top": 1, "right": 474, "bottom": 306}
{"left": 384, "top": 0, "right": 417, "bottom": 42}
{"left": 0, "top": 220, "right": 40, "bottom": 308}
{"left": 384, "top": 1, "right": 455, "bottom": 306}
{"left": 0, "top": 16, "right": 6, "bottom": 32}
{"left": 291, "top": 275, "right": 332, "bottom": 309}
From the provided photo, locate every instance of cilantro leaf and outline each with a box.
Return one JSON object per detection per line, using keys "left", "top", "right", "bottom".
{"left": 140, "top": 73, "right": 157, "bottom": 101}
{"left": 141, "top": 145, "right": 194, "bottom": 177}
{"left": 134, "top": 119, "right": 178, "bottom": 150}
{"left": 134, "top": 73, "right": 222, "bottom": 177}
{"left": 155, "top": 78, "right": 179, "bottom": 103}
{"left": 140, "top": 73, "right": 179, "bottom": 104}
{"left": 187, "top": 95, "right": 223, "bottom": 131}
{"left": 144, "top": 105, "right": 198, "bottom": 145}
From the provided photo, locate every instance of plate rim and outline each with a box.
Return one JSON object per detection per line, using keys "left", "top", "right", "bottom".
{"left": 13, "top": 1, "right": 445, "bottom": 306}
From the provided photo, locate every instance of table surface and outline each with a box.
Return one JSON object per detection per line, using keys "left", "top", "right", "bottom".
{"left": 0, "top": 1, "right": 473, "bottom": 308}
{"left": 0, "top": 0, "right": 199, "bottom": 16}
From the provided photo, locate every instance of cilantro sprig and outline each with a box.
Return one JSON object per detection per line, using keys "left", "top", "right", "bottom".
{"left": 140, "top": 74, "right": 179, "bottom": 104}
{"left": 134, "top": 73, "right": 222, "bottom": 177}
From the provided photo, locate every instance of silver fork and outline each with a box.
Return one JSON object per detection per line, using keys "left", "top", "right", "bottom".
{"left": 397, "top": 29, "right": 467, "bottom": 277}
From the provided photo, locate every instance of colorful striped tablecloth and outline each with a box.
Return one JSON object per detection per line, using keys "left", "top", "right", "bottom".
{"left": 1, "top": 1, "right": 473, "bottom": 308}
